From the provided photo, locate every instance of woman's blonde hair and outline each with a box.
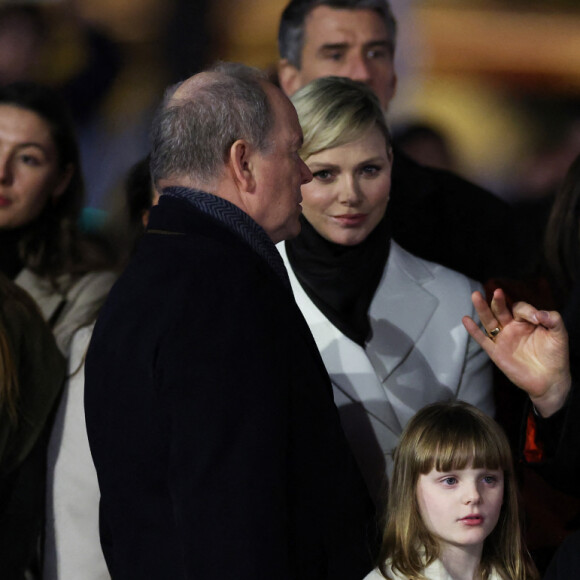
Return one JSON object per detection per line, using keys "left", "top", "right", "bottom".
{"left": 290, "top": 76, "right": 391, "bottom": 160}
{"left": 379, "top": 401, "right": 538, "bottom": 580}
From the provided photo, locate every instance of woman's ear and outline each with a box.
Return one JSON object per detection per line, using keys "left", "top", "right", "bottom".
{"left": 52, "top": 163, "right": 74, "bottom": 202}
{"left": 229, "top": 139, "right": 256, "bottom": 193}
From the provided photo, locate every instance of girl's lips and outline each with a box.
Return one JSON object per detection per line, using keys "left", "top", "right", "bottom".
{"left": 459, "top": 515, "right": 484, "bottom": 526}
{"left": 0, "top": 196, "right": 11, "bottom": 207}
{"left": 331, "top": 213, "right": 367, "bottom": 227}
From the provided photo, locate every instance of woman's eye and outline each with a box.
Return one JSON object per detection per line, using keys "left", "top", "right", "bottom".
{"left": 20, "top": 154, "right": 41, "bottom": 167}
{"left": 361, "top": 165, "right": 380, "bottom": 176}
{"left": 313, "top": 169, "right": 333, "bottom": 181}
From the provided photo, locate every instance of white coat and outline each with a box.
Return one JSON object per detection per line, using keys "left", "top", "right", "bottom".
{"left": 279, "top": 241, "right": 493, "bottom": 505}
{"left": 364, "top": 558, "right": 503, "bottom": 580}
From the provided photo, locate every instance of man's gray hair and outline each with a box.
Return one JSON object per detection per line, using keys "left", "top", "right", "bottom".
{"left": 150, "top": 62, "right": 274, "bottom": 186}
{"left": 278, "top": 0, "right": 397, "bottom": 69}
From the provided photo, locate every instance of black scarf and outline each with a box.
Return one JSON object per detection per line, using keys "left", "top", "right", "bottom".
{"left": 162, "top": 186, "right": 292, "bottom": 290}
{"left": 0, "top": 228, "right": 26, "bottom": 280}
{"left": 286, "top": 213, "right": 391, "bottom": 346}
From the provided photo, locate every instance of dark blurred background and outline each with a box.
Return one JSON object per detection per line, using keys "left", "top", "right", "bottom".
{"left": 2, "top": 0, "right": 578, "bottom": 224}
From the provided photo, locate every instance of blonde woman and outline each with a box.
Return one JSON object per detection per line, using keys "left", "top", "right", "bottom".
{"left": 279, "top": 77, "right": 493, "bottom": 506}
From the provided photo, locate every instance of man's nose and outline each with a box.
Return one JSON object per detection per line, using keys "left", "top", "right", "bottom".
{"left": 347, "top": 55, "right": 372, "bottom": 84}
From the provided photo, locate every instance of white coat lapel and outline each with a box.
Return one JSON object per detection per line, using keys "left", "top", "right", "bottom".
{"left": 278, "top": 243, "right": 401, "bottom": 433}
{"left": 365, "top": 242, "right": 439, "bottom": 382}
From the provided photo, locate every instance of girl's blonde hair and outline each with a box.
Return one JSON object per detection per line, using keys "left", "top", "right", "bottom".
{"left": 379, "top": 401, "right": 538, "bottom": 580}
{"left": 290, "top": 75, "right": 391, "bottom": 161}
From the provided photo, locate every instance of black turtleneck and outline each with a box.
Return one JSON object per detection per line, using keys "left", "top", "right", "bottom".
{"left": 285, "top": 213, "right": 391, "bottom": 346}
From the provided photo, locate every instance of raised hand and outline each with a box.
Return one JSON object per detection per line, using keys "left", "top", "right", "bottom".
{"left": 462, "top": 288, "right": 571, "bottom": 417}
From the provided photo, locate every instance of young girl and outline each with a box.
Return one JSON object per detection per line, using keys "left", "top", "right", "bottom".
{"left": 366, "top": 401, "right": 539, "bottom": 580}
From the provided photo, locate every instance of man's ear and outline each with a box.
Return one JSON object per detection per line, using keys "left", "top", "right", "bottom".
{"left": 278, "top": 59, "right": 303, "bottom": 98}
{"left": 229, "top": 139, "right": 256, "bottom": 193}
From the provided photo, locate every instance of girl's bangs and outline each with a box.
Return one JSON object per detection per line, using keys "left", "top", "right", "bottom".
{"left": 414, "top": 417, "right": 511, "bottom": 474}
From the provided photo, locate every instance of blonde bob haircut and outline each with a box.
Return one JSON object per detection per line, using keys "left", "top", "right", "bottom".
{"left": 378, "top": 401, "right": 538, "bottom": 580}
{"left": 290, "top": 76, "right": 391, "bottom": 161}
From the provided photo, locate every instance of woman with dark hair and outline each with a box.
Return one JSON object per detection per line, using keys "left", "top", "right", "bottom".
{"left": 0, "top": 273, "right": 65, "bottom": 578}
{"left": 0, "top": 81, "right": 116, "bottom": 354}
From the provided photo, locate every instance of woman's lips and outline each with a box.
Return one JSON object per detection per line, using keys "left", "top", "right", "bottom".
{"left": 331, "top": 213, "right": 367, "bottom": 227}
{"left": 459, "top": 514, "right": 484, "bottom": 526}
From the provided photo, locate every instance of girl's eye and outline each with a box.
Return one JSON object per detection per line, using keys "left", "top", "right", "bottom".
{"left": 441, "top": 477, "right": 457, "bottom": 486}
{"left": 312, "top": 169, "right": 333, "bottom": 181}
{"left": 482, "top": 475, "right": 497, "bottom": 484}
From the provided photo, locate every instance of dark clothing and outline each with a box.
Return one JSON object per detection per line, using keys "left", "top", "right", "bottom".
{"left": 85, "top": 190, "right": 377, "bottom": 580}
{"left": 526, "top": 380, "right": 580, "bottom": 498}
{"left": 543, "top": 529, "right": 580, "bottom": 580}
{"left": 0, "top": 229, "right": 25, "bottom": 280}
{"left": 389, "top": 150, "right": 518, "bottom": 283}
{"left": 0, "top": 277, "right": 66, "bottom": 579}
{"left": 286, "top": 213, "right": 391, "bottom": 346}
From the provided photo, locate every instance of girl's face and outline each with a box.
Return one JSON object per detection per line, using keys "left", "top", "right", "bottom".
{"left": 0, "top": 104, "right": 71, "bottom": 230}
{"left": 416, "top": 465, "right": 504, "bottom": 556}
{"left": 300, "top": 127, "right": 392, "bottom": 246}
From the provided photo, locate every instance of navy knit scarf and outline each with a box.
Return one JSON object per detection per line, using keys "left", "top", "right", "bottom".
{"left": 163, "top": 187, "right": 291, "bottom": 290}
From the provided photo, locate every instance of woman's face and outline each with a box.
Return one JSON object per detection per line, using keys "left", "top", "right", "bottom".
{"left": 0, "top": 104, "right": 70, "bottom": 229}
{"left": 301, "top": 126, "right": 392, "bottom": 246}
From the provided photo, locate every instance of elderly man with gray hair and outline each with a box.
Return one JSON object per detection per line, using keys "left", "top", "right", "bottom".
{"left": 84, "top": 62, "right": 377, "bottom": 580}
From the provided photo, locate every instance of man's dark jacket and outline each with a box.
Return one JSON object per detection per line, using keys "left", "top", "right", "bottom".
{"left": 84, "top": 191, "right": 377, "bottom": 579}
{"left": 389, "top": 151, "right": 518, "bottom": 282}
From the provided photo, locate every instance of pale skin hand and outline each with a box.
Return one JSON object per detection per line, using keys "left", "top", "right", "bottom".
{"left": 462, "top": 289, "right": 572, "bottom": 418}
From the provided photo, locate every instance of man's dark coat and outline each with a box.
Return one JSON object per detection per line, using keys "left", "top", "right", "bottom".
{"left": 85, "top": 193, "right": 377, "bottom": 580}
{"left": 389, "top": 151, "right": 518, "bottom": 283}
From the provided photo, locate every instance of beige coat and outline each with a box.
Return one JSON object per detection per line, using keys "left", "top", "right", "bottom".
{"left": 15, "top": 268, "right": 116, "bottom": 356}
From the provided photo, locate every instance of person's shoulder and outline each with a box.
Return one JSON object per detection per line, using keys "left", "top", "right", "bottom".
{"left": 391, "top": 241, "right": 481, "bottom": 293}
{"left": 363, "top": 568, "right": 388, "bottom": 580}
{"left": 1, "top": 278, "right": 46, "bottom": 334}
{"left": 392, "top": 148, "right": 504, "bottom": 204}
{"left": 362, "top": 561, "right": 406, "bottom": 580}
{"left": 65, "top": 270, "right": 117, "bottom": 300}
{"left": 0, "top": 276, "right": 65, "bottom": 373}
